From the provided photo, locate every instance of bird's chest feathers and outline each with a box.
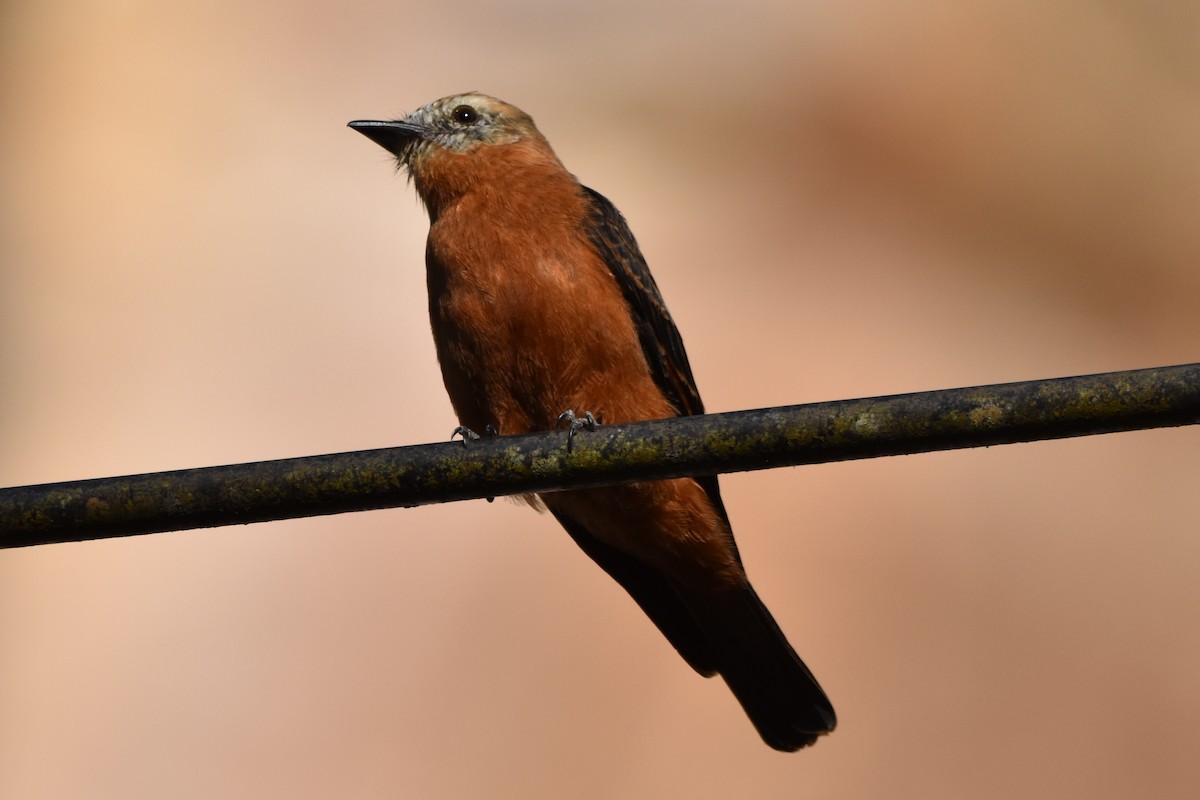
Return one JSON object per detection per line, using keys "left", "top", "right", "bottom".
{"left": 422, "top": 195, "right": 645, "bottom": 430}
{"left": 425, "top": 200, "right": 603, "bottom": 347}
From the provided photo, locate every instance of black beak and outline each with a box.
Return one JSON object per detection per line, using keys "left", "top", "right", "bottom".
{"left": 347, "top": 119, "right": 425, "bottom": 156}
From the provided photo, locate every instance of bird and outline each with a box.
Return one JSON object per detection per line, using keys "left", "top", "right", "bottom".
{"left": 348, "top": 93, "right": 835, "bottom": 751}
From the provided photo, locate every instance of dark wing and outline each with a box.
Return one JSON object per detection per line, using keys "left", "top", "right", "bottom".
{"left": 574, "top": 189, "right": 836, "bottom": 749}
{"left": 580, "top": 185, "right": 732, "bottom": 526}
{"left": 580, "top": 186, "right": 704, "bottom": 419}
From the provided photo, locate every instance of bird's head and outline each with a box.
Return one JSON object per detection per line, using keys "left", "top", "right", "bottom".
{"left": 349, "top": 93, "right": 557, "bottom": 203}
{"left": 350, "top": 93, "right": 564, "bottom": 214}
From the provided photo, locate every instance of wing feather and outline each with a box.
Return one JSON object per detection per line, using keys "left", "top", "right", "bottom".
{"left": 580, "top": 185, "right": 733, "bottom": 531}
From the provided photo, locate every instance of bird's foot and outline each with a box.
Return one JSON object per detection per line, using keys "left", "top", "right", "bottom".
{"left": 450, "top": 426, "right": 480, "bottom": 448}
{"left": 556, "top": 409, "right": 599, "bottom": 452}
{"left": 451, "top": 424, "right": 499, "bottom": 448}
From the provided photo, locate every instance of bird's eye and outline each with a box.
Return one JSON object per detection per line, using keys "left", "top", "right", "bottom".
{"left": 452, "top": 105, "right": 479, "bottom": 124}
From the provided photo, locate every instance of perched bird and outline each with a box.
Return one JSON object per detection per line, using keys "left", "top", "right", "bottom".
{"left": 349, "top": 93, "right": 835, "bottom": 750}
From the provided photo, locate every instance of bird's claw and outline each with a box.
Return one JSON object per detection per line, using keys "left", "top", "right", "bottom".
{"left": 451, "top": 423, "right": 499, "bottom": 447}
{"left": 451, "top": 426, "right": 480, "bottom": 448}
{"left": 556, "top": 409, "right": 599, "bottom": 452}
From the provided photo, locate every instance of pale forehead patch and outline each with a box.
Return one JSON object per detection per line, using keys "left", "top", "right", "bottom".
{"left": 409, "top": 93, "right": 506, "bottom": 120}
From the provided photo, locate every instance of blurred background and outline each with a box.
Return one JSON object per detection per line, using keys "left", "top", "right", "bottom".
{"left": 2, "top": 1, "right": 1199, "bottom": 798}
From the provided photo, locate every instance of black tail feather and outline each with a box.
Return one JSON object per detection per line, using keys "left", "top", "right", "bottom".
{"left": 682, "top": 583, "right": 836, "bottom": 751}
{"left": 551, "top": 508, "right": 835, "bottom": 751}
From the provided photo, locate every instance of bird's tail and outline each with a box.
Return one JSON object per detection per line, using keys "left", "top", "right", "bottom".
{"left": 684, "top": 583, "right": 836, "bottom": 751}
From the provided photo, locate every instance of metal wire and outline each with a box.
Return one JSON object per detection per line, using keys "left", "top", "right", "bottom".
{"left": 2, "top": 362, "right": 1198, "bottom": 548}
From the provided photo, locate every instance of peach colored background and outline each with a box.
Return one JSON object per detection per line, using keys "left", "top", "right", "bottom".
{"left": 3, "top": 2, "right": 1200, "bottom": 798}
